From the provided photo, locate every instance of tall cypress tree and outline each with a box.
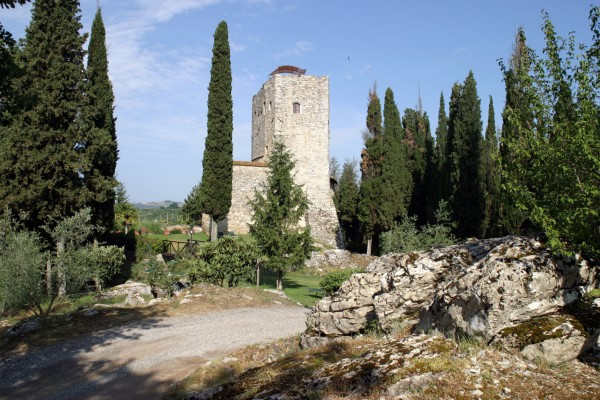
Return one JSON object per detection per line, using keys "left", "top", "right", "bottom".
{"left": 499, "top": 28, "right": 536, "bottom": 234}
{"left": 358, "top": 86, "right": 383, "bottom": 255}
{"left": 84, "top": 7, "right": 117, "bottom": 234}
{"left": 334, "top": 159, "right": 359, "bottom": 245}
{"left": 482, "top": 96, "right": 500, "bottom": 237}
{"left": 381, "top": 87, "right": 411, "bottom": 228}
{"left": 0, "top": 0, "right": 87, "bottom": 231}
{"left": 448, "top": 72, "right": 485, "bottom": 238}
{"left": 199, "top": 20, "right": 233, "bottom": 241}
{"left": 432, "top": 92, "right": 449, "bottom": 212}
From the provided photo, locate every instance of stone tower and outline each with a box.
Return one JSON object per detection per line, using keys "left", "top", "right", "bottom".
{"left": 251, "top": 66, "right": 341, "bottom": 248}
{"left": 210, "top": 66, "right": 342, "bottom": 248}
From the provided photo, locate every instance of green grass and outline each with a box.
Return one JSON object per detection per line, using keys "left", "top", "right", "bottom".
{"left": 253, "top": 269, "right": 323, "bottom": 307}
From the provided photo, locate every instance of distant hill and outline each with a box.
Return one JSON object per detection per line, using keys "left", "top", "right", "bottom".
{"left": 133, "top": 200, "right": 183, "bottom": 209}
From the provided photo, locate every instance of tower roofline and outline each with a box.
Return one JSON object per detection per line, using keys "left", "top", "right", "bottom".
{"left": 269, "top": 65, "right": 306, "bottom": 76}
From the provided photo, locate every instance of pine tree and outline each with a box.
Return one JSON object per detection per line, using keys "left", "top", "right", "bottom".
{"left": 199, "top": 20, "right": 233, "bottom": 241}
{"left": 381, "top": 88, "right": 411, "bottom": 228}
{"left": 334, "top": 159, "right": 359, "bottom": 245}
{"left": 481, "top": 96, "right": 500, "bottom": 237}
{"left": 358, "top": 86, "right": 383, "bottom": 255}
{"left": 248, "top": 142, "right": 312, "bottom": 290}
{"left": 84, "top": 7, "right": 117, "bottom": 234}
{"left": 0, "top": 0, "right": 87, "bottom": 231}
{"left": 447, "top": 72, "right": 485, "bottom": 238}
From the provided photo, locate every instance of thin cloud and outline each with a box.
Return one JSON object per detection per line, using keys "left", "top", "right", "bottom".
{"left": 274, "top": 40, "right": 314, "bottom": 59}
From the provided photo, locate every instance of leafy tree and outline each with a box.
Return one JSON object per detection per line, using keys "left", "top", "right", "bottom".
{"left": 447, "top": 72, "right": 485, "bottom": 238}
{"left": 481, "top": 96, "right": 501, "bottom": 237}
{"left": 198, "top": 20, "right": 233, "bottom": 242}
{"left": 358, "top": 86, "right": 383, "bottom": 255}
{"left": 248, "top": 141, "right": 312, "bottom": 291}
{"left": 329, "top": 156, "right": 340, "bottom": 182}
{"left": 0, "top": 0, "right": 87, "bottom": 232}
{"left": 501, "top": 8, "right": 600, "bottom": 256}
{"left": 0, "top": 0, "right": 30, "bottom": 7}
{"left": 334, "top": 159, "right": 359, "bottom": 244}
{"left": 381, "top": 88, "right": 412, "bottom": 228}
{"left": 83, "top": 7, "right": 118, "bottom": 234}
{"left": 0, "top": 209, "right": 45, "bottom": 314}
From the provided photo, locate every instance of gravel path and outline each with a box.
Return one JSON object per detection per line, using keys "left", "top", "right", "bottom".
{"left": 0, "top": 306, "right": 308, "bottom": 400}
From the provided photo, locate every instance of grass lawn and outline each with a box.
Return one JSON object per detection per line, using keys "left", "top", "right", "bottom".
{"left": 254, "top": 269, "right": 323, "bottom": 308}
{"left": 147, "top": 232, "right": 209, "bottom": 242}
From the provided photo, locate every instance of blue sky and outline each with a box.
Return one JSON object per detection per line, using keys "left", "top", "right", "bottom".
{"left": 2, "top": 0, "right": 597, "bottom": 202}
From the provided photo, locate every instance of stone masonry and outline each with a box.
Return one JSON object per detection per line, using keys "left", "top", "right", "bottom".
{"left": 204, "top": 67, "right": 342, "bottom": 247}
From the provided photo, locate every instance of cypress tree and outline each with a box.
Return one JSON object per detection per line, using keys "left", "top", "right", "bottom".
{"left": 199, "top": 21, "right": 233, "bottom": 241}
{"left": 432, "top": 92, "right": 449, "bottom": 212}
{"left": 358, "top": 86, "right": 383, "bottom": 255}
{"left": 334, "top": 159, "right": 359, "bottom": 245}
{"left": 448, "top": 72, "right": 485, "bottom": 238}
{"left": 0, "top": 0, "right": 87, "bottom": 231}
{"left": 84, "top": 7, "right": 117, "bottom": 234}
{"left": 482, "top": 96, "right": 501, "bottom": 237}
{"left": 499, "top": 28, "right": 536, "bottom": 234}
{"left": 248, "top": 142, "right": 312, "bottom": 291}
{"left": 381, "top": 87, "right": 411, "bottom": 228}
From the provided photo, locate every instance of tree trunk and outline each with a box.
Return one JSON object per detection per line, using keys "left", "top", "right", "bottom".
{"left": 366, "top": 238, "right": 372, "bottom": 256}
{"left": 210, "top": 216, "right": 218, "bottom": 242}
{"left": 57, "top": 239, "right": 66, "bottom": 297}
{"left": 276, "top": 270, "right": 283, "bottom": 291}
{"left": 46, "top": 257, "right": 52, "bottom": 296}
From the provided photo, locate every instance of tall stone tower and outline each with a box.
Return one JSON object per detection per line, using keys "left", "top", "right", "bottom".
{"left": 251, "top": 66, "right": 341, "bottom": 248}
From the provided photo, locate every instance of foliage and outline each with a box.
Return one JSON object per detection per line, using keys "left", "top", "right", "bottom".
{"left": 182, "top": 182, "right": 203, "bottom": 226}
{"left": 380, "top": 201, "right": 456, "bottom": 254}
{"left": 380, "top": 88, "right": 412, "bottom": 230}
{"left": 185, "top": 236, "right": 259, "bottom": 287}
{"left": 500, "top": 7, "right": 600, "bottom": 257}
{"left": 319, "top": 267, "right": 364, "bottom": 296}
{"left": 432, "top": 92, "right": 451, "bottom": 217}
{"left": 446, "top": 72, "right": 486, "bottom": 238}
{"left": 481, "top": 96, "right": 501, "bottom": 237}
{"left": 114, "top": 181, "right": 137, "bottom": 230}
{"left": 334, "top": 159, "right": 360, "bottom": 244}
{"left": 83, "top": 7, "right": 118, "bottom": 235}
{"left": 169, "top": 228, "right": 182, "bottom": 235}
{"left": 199, "top": 20, "right": 233, "bottom": 227}
{"left": 248, "top": 141, "right": 313, "bottom": 290}
{"left": 0, "top": 210, "right": 45, "bottom": 314}
{"left": 135, "top": 235, "right": 164, "bottom": 261}
{"left": 131, "top": 259, "right": 180, "bottom": 295}
{"left": 0, "top": 0, "right": 88, "bottom": 232}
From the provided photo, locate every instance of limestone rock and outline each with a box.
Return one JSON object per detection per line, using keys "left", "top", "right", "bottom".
{"left": 101, "top": 280, "right": 152, "bottom": 299}
{"left": 126, "top": 292, "right": 146, "bottom": 307}
{"left": 304, "top": 249, "right": 375, "bottom": 274}
{"left": 303, "top": 236, "right": 598, "bottom": 348}
{"left": 6, "top": 318, "right": 41, "bottom": 336}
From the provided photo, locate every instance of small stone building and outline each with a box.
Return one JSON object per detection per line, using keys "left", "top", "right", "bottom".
{"left": 204, "top": 66, "right": 342, "bottom": 248}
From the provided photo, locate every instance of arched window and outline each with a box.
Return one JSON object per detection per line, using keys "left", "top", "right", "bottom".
{"left": 293, "top": 102, "right": 300, "bottom": 113}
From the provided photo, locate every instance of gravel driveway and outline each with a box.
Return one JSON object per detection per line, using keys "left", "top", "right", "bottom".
{"left": 0, "top": 306, "right": 308, "bottom": 400}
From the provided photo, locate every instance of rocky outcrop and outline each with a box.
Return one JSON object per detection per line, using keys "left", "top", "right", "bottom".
{"left": 303, "top": 236, "right": 599, "bottom": 358}
{"left": 304, "top": 249, "right": 375, "bottom": 275}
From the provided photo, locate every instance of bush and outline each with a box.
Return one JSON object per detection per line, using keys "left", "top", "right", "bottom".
{"left": 319, "top": 268, "right": 363, "bottom": 296}
{"left": 136, "top": 236, "right": 164, "bottom": 261}
{"left": 380, "top": 201, "right": 456, "bottom": 254}
{"left": 170, "top": 228, "right": 182, "bottom": 235}
{"left": 74, "top": 245, "right": 125, "bottom": 289}
{"left": 131, "top": 259, "right": 183, "bottom": 296}
{"left": 184, "top": 236, "right": 259, "bottom": 287}
{"left": 0, "top": 210, "right": 46, "bottom": 314}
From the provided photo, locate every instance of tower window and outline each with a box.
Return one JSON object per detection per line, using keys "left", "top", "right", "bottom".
{"left": 293, "top": 102, "right": 300, "bottom": 113}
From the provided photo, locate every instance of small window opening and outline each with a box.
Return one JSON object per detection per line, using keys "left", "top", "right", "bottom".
{"left": 293, "top": 102, "right": 300, "bottom": 113}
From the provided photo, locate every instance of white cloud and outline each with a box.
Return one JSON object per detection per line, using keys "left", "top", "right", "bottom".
{"left": 274, "top": 40, "right": 314, "bottom": 59}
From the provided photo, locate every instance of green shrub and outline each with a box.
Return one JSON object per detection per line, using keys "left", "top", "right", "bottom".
{"left": 184, "top": 236, "right": 259, "bottom": 287}
{"left": 131, "top": 259, "right": 183, "bottom": 296}
{"left": 0, "top": 210, "right": 46, "bottom": 314}
{"left": 319, "top": 268, "right": 363, "bottom": 296}
{"left": 135, "top": 236, "right": 164, "bottom": 260}
{"left": 380, "top": 201, "right": 456, "bottom": 254}
{"left": 170, "top": 228, "right": 182, "bottom": 235}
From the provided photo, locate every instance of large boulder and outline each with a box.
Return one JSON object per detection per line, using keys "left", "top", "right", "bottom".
{"left": 303, "top": 236, "right": 599, "bottom": 352}
{"left": 304, "top": 249, "right": 375, "bottom": 275}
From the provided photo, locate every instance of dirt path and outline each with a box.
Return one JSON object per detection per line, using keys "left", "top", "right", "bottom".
{"left": 0, "top": 306, "right": 308, "bottom": 400}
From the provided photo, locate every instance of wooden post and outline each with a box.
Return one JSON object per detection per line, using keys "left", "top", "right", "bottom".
{"left": 366, "top": 238, "right": 372, "bottom": 256}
